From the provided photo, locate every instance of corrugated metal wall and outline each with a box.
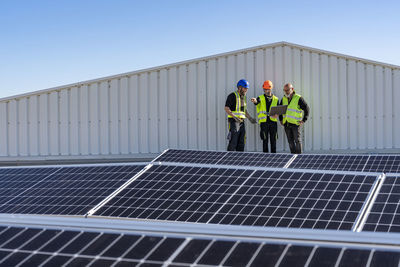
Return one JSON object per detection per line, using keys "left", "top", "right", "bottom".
{"left": 1, "top": 42, "right": 400, "bottom": 158}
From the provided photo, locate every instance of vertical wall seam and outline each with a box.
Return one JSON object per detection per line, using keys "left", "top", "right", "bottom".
{"left": 46, "top": 93, "right": 50, "bottom": 155}
{"left": 373, "top": 67, "right": 377, "bottom": 148}
{"left": 107, "top": 81, "right": 111, "bottom": 154}
{"left": 355, "top": 62, "right": 359, "bottom": 149}
{"left": 346, "top": 60, "right": 350, "bottom": 150}
{"left": 137, "top": 75, "right": 141, "bottom": 153}
{"left": 157, "top": 71, "right": 161, "bottom": 152}
{"left": 392, "top": 70, "right": 395, "bottom": 148}
{"left": 26, "top": 97, "right": 30, "bottom": 156}
{"left": 127, "top": 76, "right": 131, "bottom": 154}
{"left": 6, "top": 102, "right": 9, "bottom": 156}
{"left": 166, "top": 69, "right": 170, "bottom": 149}
{"left": 117, "top": 79, "right": 121, "bottom": 154}
{"left": 67, "top": 89, "right": 71, "bottom": 155}
{"left": 77, "top": 86, "right": 81, "bottom": 155}
{"left": 186, "top": 65, "right": 189, "bottom": 149}
{"left": 36, "top": 96, "right": 39, "bottom": 156}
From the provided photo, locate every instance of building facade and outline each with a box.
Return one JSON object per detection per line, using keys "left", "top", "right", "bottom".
{"left": 1, "top": 42, "right": 399, "bottom": 160}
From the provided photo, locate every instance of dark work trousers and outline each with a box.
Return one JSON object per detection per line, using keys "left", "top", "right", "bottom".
{"left": 284, "top": 123, "right": 302, "bottom": 154}
{"left": 227, "top": 119, "right": 246, "bottom": 151}
{"left": 260, "top": 122, "right": 277, "bottom": 153}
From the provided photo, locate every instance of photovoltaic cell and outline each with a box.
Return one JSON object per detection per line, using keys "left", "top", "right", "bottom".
{"left": 94, "top": 165, "right": 377, "bottom": 230}
{"left": 154, "top": 149, "right": 293, "bottom": 168}
{"left": 0, "top": 225, "right": 399, "bottom": 267}
{"left": 288, "top": 154, "right": 369, "bottom": 172}
{"left": 0, "top": 165, "right": 145, "bottom": 215}
{"left": 363, "top": 176, "right": 400, "bottom": 232}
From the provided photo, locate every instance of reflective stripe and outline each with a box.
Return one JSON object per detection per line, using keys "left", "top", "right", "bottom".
{"left": 286, "top": 115, "right": 300, "bottom": 120}
{"left": 258, "top": 116, "right": 267, "bottom": 120}
{"left": 232, "top": 112, "right": 246, "bottom": 118}
{"left": 287, "top": 108, "right": 302, "bottom": 113}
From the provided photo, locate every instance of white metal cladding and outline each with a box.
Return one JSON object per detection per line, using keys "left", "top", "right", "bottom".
{"left": 0, "top": 42, "right": 400, "bottom": 158}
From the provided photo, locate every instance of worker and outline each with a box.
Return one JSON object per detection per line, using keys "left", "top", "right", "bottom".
{"left": 224, "top": 79, "right": 256, "bottom": 151}
{"left": 251, "top": 80, "right": 279, "bottom": 153}
{"left": 279, "top": 83, "right": 310, "bottom": 154}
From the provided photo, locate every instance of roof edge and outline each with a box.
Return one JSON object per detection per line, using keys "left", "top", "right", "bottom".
{"left": 1, "top": 41, "right": 399, "bottom": 102}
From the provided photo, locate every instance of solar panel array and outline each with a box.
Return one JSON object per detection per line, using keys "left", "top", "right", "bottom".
{"left": 1, "top": 148, "right": 400, "bottom": 266}
{"left": 95, "top": 165, "right": 377, "bottom": 230}
{"left": 1, "top": 225, "right": 399, "bottom": 267}
{"left": 0, "top": 165, "right": 145, "bottom": 215}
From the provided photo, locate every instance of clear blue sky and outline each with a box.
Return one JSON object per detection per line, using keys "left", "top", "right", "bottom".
{"left": 1, "top": 0, "right": 399, "bottom": 99}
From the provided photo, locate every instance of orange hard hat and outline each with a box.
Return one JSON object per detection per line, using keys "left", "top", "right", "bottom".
{"left": 263, "top": 80, "right": 273, "bottom": 89}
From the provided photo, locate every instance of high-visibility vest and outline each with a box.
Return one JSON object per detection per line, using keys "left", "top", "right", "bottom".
{"left": 256, "top": 94, "right": 278, "bottom": 124}
{"left": 282, "top": 93, "right": 303, "bottom": 125}
{"left": 227, "top": 91, "right": 246, "bottom": 119}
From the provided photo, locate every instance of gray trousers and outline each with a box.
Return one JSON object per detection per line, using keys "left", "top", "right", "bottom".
{"left": 284, "top": 124, "right": 302, "bottom": 154}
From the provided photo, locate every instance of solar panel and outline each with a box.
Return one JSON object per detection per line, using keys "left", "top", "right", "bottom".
{"left": 362, "top": 175, "right": 400, "bottom": 232}
{"left": 92, "top": 165, "right": 378, "bottom": 230}
{"left": 154, "top": 149, "right": 293, "bottom": 168}
{"left": 288, "top": 154, "right": 369, "bottom": 172}
{"left": 0, "top": 164, "right": 145, "bottom": 215}
{"left": 93, "top": 165, "right": 253, "bottom": 222}
{"left": 0, "top": 225, "right": 399, "bottom": 267}
{"left": 208, "top": 169, "right": 377, "bottom": 230}
{"left": 363, "top": 155, "right": 400, "bottom": 174}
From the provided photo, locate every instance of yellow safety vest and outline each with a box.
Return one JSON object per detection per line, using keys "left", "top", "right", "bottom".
{"left": 227, "top": 91, "right": 246, "bottom": 119}
{"left": 282, "top": 93, "right": 303, "bottom": 125}
{"left": 256, "top": 94, "right": 278, "bottom": 124}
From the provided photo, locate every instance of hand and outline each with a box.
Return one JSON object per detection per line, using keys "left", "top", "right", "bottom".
{"left": 280, "top": 121, "right": 284, "bottom": 126}
{"left": 233, "top": 116, "right": 242, "bottom": 123}
{"left": 271, "top": 114, "right": 278, "bottom": 119}
{"left": 250, "top": 117, "right": 257, "bottom": 124}
{"left": 250, "top": 98, "right": 257, "bottom": 104}
{"left": 299, "top": 121, "right": 304, "bottom": 126}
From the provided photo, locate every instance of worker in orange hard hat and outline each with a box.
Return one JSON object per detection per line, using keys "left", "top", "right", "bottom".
{"left": 251, "top": 80, "right": 279, "bottom": 153}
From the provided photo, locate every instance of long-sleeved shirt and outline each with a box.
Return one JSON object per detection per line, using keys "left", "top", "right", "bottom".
{"left": 279, "top": 93, "right": 310, "bottom": 125}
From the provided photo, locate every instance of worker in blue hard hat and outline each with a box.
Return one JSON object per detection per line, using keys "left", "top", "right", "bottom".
{"left": 224, "top": 79, "right": 256, "bottom": 151}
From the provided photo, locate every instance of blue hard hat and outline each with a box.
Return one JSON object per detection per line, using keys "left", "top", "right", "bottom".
{"left": 237, "top": 79, "right": 249, "bottom": 88}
